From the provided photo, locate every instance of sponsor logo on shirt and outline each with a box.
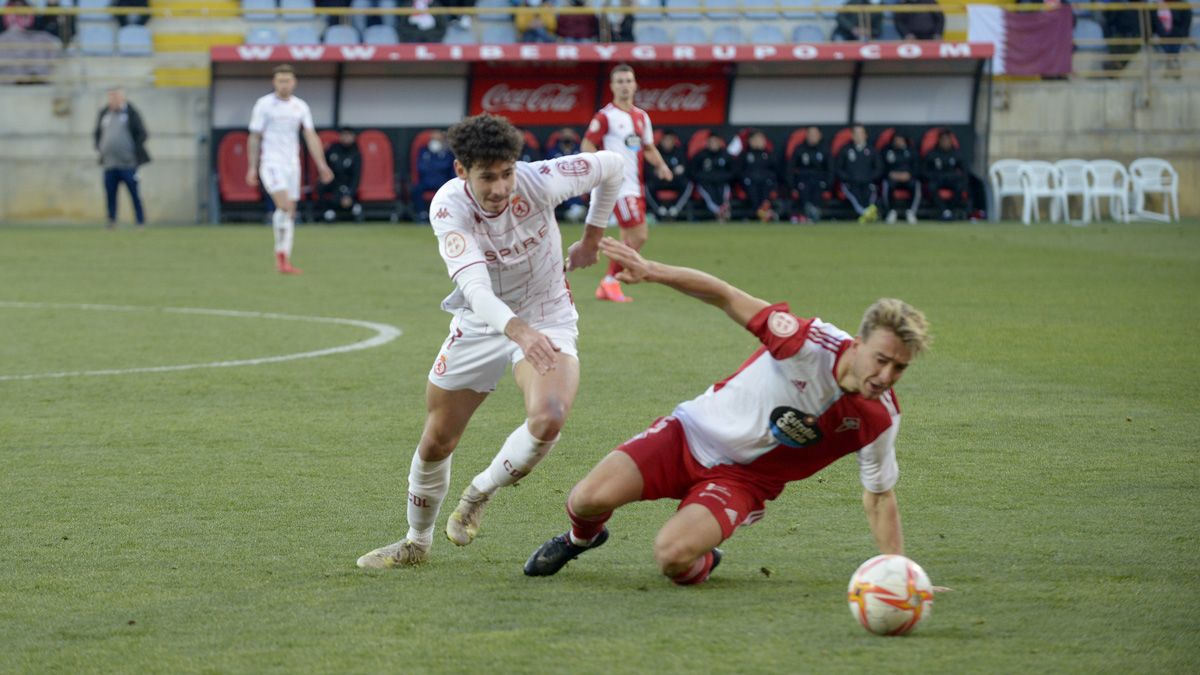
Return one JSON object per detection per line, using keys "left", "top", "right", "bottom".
{"left": 769, "top": 406, "right": 823, "bottom": 448}
{"left": 555, "top": 158, "right": 591, "bottom": 177}
{"left": 768, "top": 312, "right": 800, "bottom": 338}
{"left": 624, "top": 134, "right": 642, "bottom": 150}
{"left": 482, "top": 224, "right": 550, "bottom": 263}
{"left": 443, "top": 231, "right": 467, "bottom": 258}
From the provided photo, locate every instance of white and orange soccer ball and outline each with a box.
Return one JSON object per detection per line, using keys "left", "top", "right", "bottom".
{"left": 847, "top": 554, "right": 934, "bottom": 636}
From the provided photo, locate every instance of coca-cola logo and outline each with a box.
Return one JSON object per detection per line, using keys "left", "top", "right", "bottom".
{"left": 481, "top": 84, "right": 580, "bottom": 113}
{"left": 635, "top": 83, "right": 711, "bottom": 112}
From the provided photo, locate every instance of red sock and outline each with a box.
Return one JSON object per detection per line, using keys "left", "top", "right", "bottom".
{"left": 606, "top": 259, "right": 623, "bottom": 278}
{"left": 566, "top": 491, "right": 611, "bottom": 545}
{"left": 671, "top": 551, "right": 715, "bottom": 586}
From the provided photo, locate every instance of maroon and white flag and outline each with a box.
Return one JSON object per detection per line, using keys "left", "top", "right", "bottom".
{"left": 967, "top": 4, "right": 1074, "bottom": 76}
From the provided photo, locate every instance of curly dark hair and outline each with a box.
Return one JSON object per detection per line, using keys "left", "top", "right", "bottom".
{"left": 447, "top": 114, "right": 524, "bottom": 170}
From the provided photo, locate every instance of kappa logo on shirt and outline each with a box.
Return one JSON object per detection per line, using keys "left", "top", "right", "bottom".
{"left": 539, "top": 165, "right": 552, "bottom": 175}
{"left": 836, "top": 417, "right": 861, "bottom": 433}
{"left": 434, "top": 207, "right": 451, "bottom": 220}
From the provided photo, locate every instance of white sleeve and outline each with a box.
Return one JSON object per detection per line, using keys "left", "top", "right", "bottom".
{"left": 454, "top": 263, "right": 516, "bottom": 334}
{"left": 299, "top": 101, "right": 315, "bottom": 131}
{"left": 430, "top": 189, "right": 486, "bottom": 279}
{"left": 584, "top": 150, "right": 624, "bottom": 228}
{"left": 857, "top": 416, "right": 900, "bottom": 494}
{"left": 248, "top": 99, "right": 266, "bottom": 134}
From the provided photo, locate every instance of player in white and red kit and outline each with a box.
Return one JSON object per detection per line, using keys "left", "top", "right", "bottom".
{"left": 525, "top": 238, "right": 931, "bottom": 585}
{"left": 582, "top": 64, "right": 674, "bottom": 303}
{"left": 246, "top": 64, "right": 333, "bottom": 275}
{"left": 357, "top": 114, "right": 625, "bottom": 569}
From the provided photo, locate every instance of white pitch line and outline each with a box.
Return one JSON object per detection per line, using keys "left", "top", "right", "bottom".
{"left": 0, "top": 301, "right": 402, "bottom": 382}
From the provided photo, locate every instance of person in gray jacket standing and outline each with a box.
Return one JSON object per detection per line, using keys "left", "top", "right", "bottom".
{"left": 93, "top": 87, "right": 150, "bottom": 229}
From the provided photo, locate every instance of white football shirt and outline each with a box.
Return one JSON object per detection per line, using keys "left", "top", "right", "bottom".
{"left": 248, "top": 93, "right": 314, "bottom": 168}
{"left": 430, "top": 153, "right": 614, "bottom": 327}
{"left": 584, "top": 103, "right": 654, "bottom": 198}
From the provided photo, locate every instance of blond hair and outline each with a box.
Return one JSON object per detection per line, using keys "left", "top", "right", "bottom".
{"left": 859, "top": 298, "right": 932, "bottom": 357}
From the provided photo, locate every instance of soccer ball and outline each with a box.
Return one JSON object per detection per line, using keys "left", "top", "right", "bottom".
{"left": 847, "top": 554, "right": 934, "bottom": 636}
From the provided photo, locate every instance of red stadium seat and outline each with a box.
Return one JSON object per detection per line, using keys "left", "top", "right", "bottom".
{"left": 920, "top": 127, "right": 959, "bottom": 157}
{"left": 301, "top": 129, "right": 342, "bottom": 202}
{"left": 357, "top": 129, "right": 396, "bottom": 202}
{"left": 785, "top": 128, "right": 808, "bottom": 162}
{"left": 830, "top": 127, "right": 854, "bottom": 157}
{"left": 521, "top": 129, "right": 541, "bottom": 159}
{"left": 687, "top": 129, "right": 721, "bottom": 159}
{"left": 875, "top": 127, "right": 896, "bottom": 152}
{"left": 217, "top": 131, "right": 260, "bottom": 203}
{"left": 409, "top": 128, "right": 438, "bottom": 204}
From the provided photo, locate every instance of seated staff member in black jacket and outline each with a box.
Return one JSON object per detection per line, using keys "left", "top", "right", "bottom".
{"left": 320, "top": 126, "right": 363, "bottom": 222}
{"left": 923, "top": 130, "right": 967, "bottom": 221}
{"left": 645, "top": 129, "right": 692, "bottom": 221}
{"left": 790, "top": 126, "right": 830, "bottom": 223}
{"left": 836, "top": 125, "right": 882, "bottom": 223}
{"left": 689, "top": 134, "right": 736, "bottom": 222}
{"left": 882, "top": 134, "right": 919, "bottom": 225}
{"left": 736, "top": 129, "right": 781, "bottom": 222}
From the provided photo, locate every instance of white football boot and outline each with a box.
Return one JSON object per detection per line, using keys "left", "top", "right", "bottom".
{"left": 445, "top": 485, "right": 490, "bottom": 546}
{"left": 356, "top": 539, "right": 429, "bottom": 569}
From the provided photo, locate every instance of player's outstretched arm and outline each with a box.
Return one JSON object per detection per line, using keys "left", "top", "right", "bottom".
{"left": 599, "top": 238, "right": 770, "bottom": 328}
{"left": 566, "top": 151, "right": 624, "bottom": 271}
{"left": 245, "top": 132, "right": 261, "bottom": 186}
{"left": 863, "top": 488, "right": 904, "bottom": 556}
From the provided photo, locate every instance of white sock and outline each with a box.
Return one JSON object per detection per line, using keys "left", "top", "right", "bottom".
{"left": 404, "top": 450, "right": 452, "bottom": 548}
{"left": 280, "top": 211, "right": 295, "bottom": 257}
{"left": 603, "top": 274, "right": 616, "bottom": 284}
{"left": 272, "top": 209, "right": 286, "bottom": 254}
{"left": 470, "top": 421, "right": 558, "bottom": 496}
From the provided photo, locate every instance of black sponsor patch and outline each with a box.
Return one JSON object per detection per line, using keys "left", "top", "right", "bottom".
{"left": 769, "top": 406, "right": 823, "bottom": 448}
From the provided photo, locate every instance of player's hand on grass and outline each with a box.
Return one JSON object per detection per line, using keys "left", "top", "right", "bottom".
{"left": 318, "top": 165, "right": 334, "bottom": 184}
{"left": 246, "top": 169, "right": 259, "bottom": 187}
{"left": 565, "top": 239, "right": 599, "bottom": 271}
{"left": 599, "top": 238, "right": 653, "bottom": 285}
{"left": 506, "top": 320, "right": 560, "bottom": 375}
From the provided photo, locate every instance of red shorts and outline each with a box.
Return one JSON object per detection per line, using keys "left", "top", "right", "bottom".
{"left": 614, "top": 195, "right": 646, "bottom": 229}
{"left": 616, "top": 416, "right": 770, "bottom": 539}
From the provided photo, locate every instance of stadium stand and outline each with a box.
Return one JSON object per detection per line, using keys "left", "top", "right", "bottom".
{"left": 285, "top": 25, "right": 320, "bottom": 44}
{"left": 748, "top": 23, "right": 787, "bottom": 44}
{"left": 363, "top": 24, "right": 400, "bottom": 44}
{"left": 323, "top": 24, "right": 360, "bottom": 44}
{"left": 280, "top": 0, "right": 315, "bottom": 21}
{"left": 116, "top": 24, "right": 153, "bottom": 56}
{"left": 743, "top": 0, "right": 779, "bottom": 20}
{"left": 242, "top": 0, "right": 277, "bottom": 21}
{"left": 480, "top": 22, "right": 518, "bottom": 43}
{"left": 665, "top": 0, "right": 702, "bottom": 21}
{"left": 711, "top": 23, "right": 744, "bottom": 44}
{"left": 245, "top": 26, "right": 282, "bottom": 44}
{"left": 705, "top": 0, "right": 738, "bottom": 21}
{"left": 792, "top": 24, "right": 825, "bottom": 42}
{"left": 673, "top": 24, "right": 707, "bottom": 43}
{"left": 634, "top": 23, "right": 669, "bottom": 43}
{"left": 476, "top": 0, "right": 514, "bottom": 22}
{"left": 79, "top": 22, "right": 117, "bottom": 55}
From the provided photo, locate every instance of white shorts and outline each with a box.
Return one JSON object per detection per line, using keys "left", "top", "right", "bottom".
{"left": 260, "top": 162, "right": 301, "bottom": 201}
{"left": 428, "top": 311, "right": 579, "bottom": 393}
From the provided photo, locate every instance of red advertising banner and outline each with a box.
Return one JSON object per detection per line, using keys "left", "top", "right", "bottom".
{"left": 599, "top": 76, "right": 728, "bottom": 126}
{"left": 211, "top": 42, "right": 994, "bottom": 63}
{"left": 469, "top": 77, "right": 597, "bottom": 126}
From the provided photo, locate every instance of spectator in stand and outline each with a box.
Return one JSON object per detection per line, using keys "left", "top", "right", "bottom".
{"left": 832, "top": 0, "right": 883, "bottom": 42}
{"left": 2, "top": 0, "right": 34, "bottom": 32}
{"left": 1101, "top": 0, "right": 1142, "bottom": 71}
{"left": 790, "top": 126, "right": 830, "bottom": 223}
{"left": 32, "top": 0, "right": 71, "bottom": 42}
{"left": 317, "top": 1, "right": 351, "bottom": 29}
{"left": 412, "top": 130, "right": 455, "bottom": 222}
{"left": 397, "top": 0, "right": 448, "bottom": 42}
{"left": 443, "top": 0, "right": 475, "bottom": 28}
{"left": 922, "top": 129, "right": 967, "bottom": 221}
{"left": 556, "top": 0, "right": 599, "bottom": 42}
{"left": 645, "top": 129, "right": 691, "bottom": 221}
{"left": 1150, "top": 2, "right": 1192, "bottom": 74}
{"left": 94, "top": 86, "right": 151, "bottom": 229}
{"left": 689, "top": 134, "right": 735, "bottom": 223}
{"left": 113, "top": 0, "right": 150, "bottom": 27}
{"left": 320, "top": 127, "right": 364, "bottom": 222}
{"left": 608, "top": 0, "right": 635, "bottom": 42}
{"left": 882, "top": 134, "right": 919, "bottom": 224}
{"left": 893, "top": 0, "right": 943, "bottom": 40}
{"left": 545, "top": 128, "right": 588, "bottom": 221}
{"left": 736, "top": 130, "right": 781, "bottom": 222}
{"left": 835, "top": 125, "right": 882, "bottom": 223}
{"left": 0, "top": 4, "right": 62, "bottom": 83}
{"left": 514, "top": 0, "right": 556, "bottom": 42}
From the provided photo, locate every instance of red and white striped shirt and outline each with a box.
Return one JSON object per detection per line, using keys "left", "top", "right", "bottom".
{"left": 584, "top": 103, "right": 654, "bottom": 198}
{"left": 673, "top": 303, "right": 901, "bottom": 498}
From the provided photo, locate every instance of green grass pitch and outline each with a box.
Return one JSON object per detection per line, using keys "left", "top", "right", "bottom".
{"left": 0, "top": 221, "right": 1197, "bottom": 673}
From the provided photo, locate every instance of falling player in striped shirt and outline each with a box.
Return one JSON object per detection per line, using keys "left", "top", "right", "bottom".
{"left": 246, "top": 64, "right": 333, "bottom": 275}
{"left": 582, "top": 64, "right": 675, "bottom": 303}
{"left": 357, "top": 114, "right": 625, "bottom": 569}
{"left": 525, "top": 238, "right": 931, "bottom": 585}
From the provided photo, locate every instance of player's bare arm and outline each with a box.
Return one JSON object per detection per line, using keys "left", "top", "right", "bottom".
{"left": 863, "top": 488, "right": 904, "bottom": 555}
{"left": 644, "top": 144, "right": 675, "bottom": 182}
{"left": 245, "top": 132, "right": 261, "bottom": 186}
{"left": 504, "top": 317, "right": 560, "bottom": 376}
{"left": 303, "top": 128, "right": 334, "bottom": 184}
{"left": 566, "top": 225, "right": 606, "bottom": 271}
{"left": 599, "top": 238, "right": 769, "bottom": 327}
{"left": 580, "top": 138, "right": 597, "bottom": 153}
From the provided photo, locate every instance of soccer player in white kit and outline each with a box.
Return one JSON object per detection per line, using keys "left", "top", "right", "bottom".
{"left": 357, "top": 114, "right": 626, "bottom": 569}
{"left": 525, "top": 238, "right": 931, "bottom": 585}
{"left": 582, "top": 64, "right": 674, "bottom": 303}
{"left": 246, "top": 64, "right": 333, "bottom": 275}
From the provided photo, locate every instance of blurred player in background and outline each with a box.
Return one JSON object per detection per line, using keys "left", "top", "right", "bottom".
{"left": 582, "top": 64, "right": 674, "bottom": 303}
{"left": 246, "top": 64, "right": 333, "bottom": 275}
{"left": 525, "top": 238, "right": 930, "bottom": 586}
{"left": 357, "top": 114, "right": 625, "bottom": 569}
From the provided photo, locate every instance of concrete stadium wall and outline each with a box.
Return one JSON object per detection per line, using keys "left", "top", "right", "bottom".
{"left": 0, "top": 77, "right": 1196, "bottom": 224}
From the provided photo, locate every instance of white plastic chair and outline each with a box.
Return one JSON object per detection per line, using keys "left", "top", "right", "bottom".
{"left": 1019, "top": 160, "right": 1065, "bottom": 225}
{"left": 1086, "top": 160, "right": 1130, "bottom": 223}
{"left": 988, "top": 159, "right": 1025, "bottom": 222}
{"left": 1054, "top": 159, "right": 1091, "bottom": 226}
{"left": 1129, "top": 158, "right": 1179, "bottom": 222}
